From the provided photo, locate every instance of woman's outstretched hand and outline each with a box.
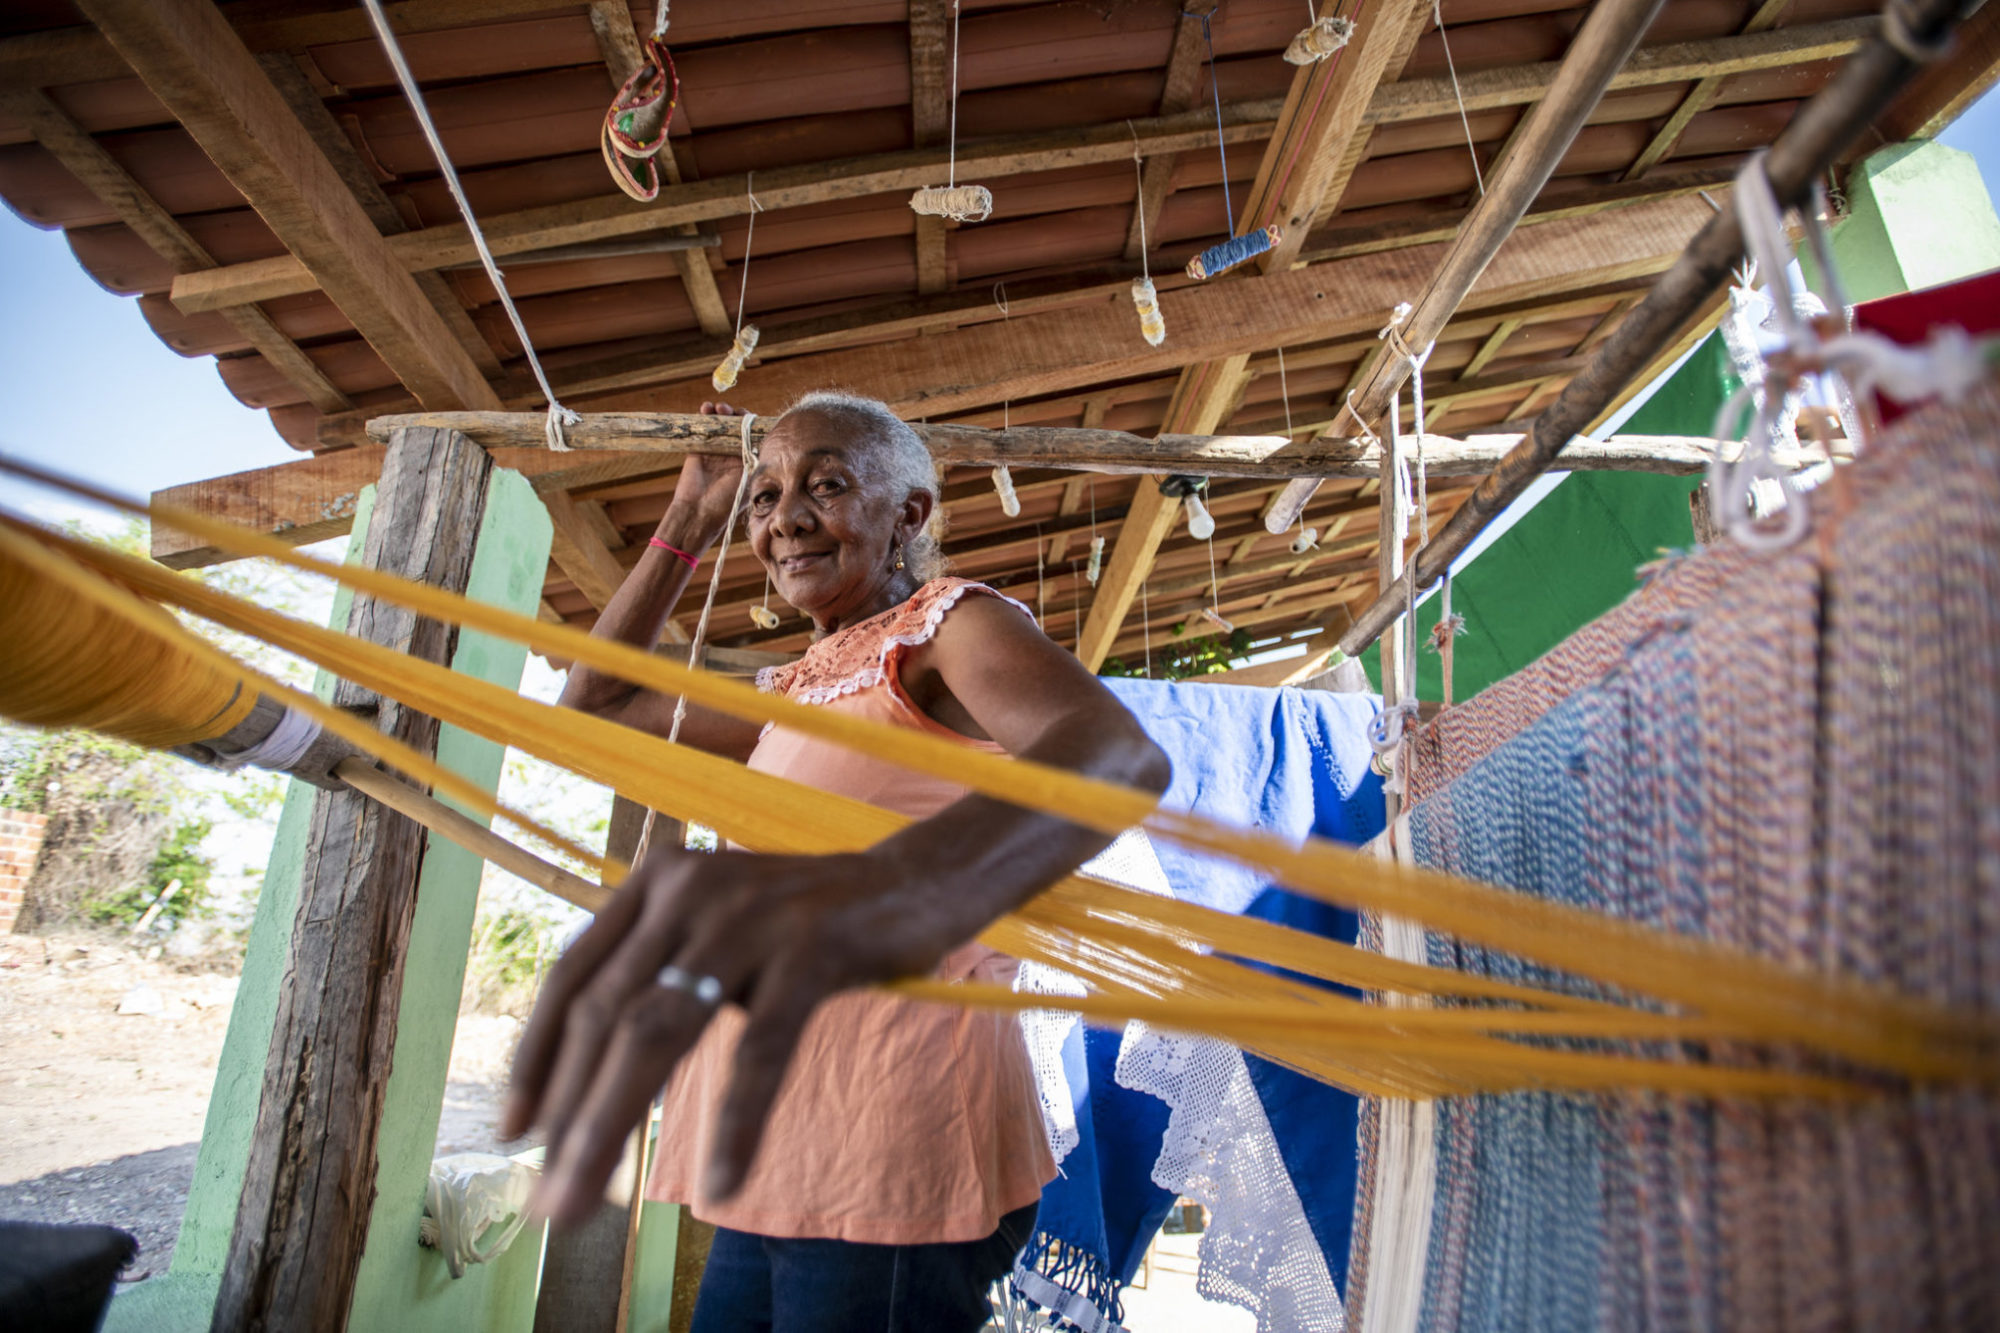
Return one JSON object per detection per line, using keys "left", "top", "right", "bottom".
{"left": 502, "top": 842, "right": 947, "bottom": 1225}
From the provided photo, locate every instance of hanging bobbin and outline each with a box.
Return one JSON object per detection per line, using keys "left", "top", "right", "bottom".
{"left": 1284, "top": 9, "right": 1354, "bottom": 65}
{"left": 712, "top": 324, "right": 759, "bottom": 392}
{"left": 909, "top": 0, "right": 993, "bottom": 226}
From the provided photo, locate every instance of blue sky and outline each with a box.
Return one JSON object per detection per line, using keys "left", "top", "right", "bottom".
{"left": 1, "top": 88, "right": 1995, "bottom": 526}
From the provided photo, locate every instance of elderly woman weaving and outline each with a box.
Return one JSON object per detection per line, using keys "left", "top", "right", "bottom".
{"left": 505, "top": 391, "right": 1170, "bottom": 1331}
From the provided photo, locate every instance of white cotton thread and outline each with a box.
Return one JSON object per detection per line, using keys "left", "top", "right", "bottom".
{"left": 1129, "top": 125, "right": 1167, "bottom": 346}
{"left": 360, "top": 0, "right": 573, "bottom": 445}
{"left": 1433, "top": 0, "right": 1485, "bottom": 197}
{"left": 214, "top": 706, "right": 321, "bottom": 773}
{"left": 712, "top": 175, "right": 763, "bottom": 392}
{"left": 909, "top": 0, "right": 993, "bottom": 222}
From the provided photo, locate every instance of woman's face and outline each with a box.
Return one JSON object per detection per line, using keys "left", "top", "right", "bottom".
{"left": 745, "top": 412, "right": 930, "bottom": 629}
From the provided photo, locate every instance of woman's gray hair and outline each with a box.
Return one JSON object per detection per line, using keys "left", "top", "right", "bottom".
{"left": 776, "top": 390, "right": 948, "bottom": 579}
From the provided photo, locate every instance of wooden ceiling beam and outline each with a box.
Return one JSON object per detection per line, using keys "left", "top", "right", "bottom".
{"left": 0, "top": 88, "right": 351, "bottom": 416}
{"left": 75, "top": 0, "right": 501, "bottom": 412}
{"left": 1239, "top": 0, "right": 1436, "bottom": 274}
{"left": 909, "top": 0, "right": 952, "bottom": 296}
{"left": 1123, "top": 10, "right": 1210, "bottom": 262}
{"left": 253, "top": 51, "right": 503, "bottom": 380}
{"left": 582, "top": 193, "right": 1716, "bottom": 425}
{"left": 170, "top": 100, "right": 1285, "bottom": 314}
{"left": 155, "top": 16, "right": 1868, "bottom": 322}
{"left": 588, "top": 0, "right": 733, "bottom": 337}
{"left": 1072, "top": 354, "right": 1248, "bottom": 670}
{"left": 1265, "top": 0, "right": 1670, "bottom": 531}
{"left": 1624, "top": 0, "right": 1799, "bottom": 181}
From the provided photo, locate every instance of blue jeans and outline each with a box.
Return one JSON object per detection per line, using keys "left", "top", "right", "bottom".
{"left": 687, "top": 1202, "right": 1039, "bottom": 1333}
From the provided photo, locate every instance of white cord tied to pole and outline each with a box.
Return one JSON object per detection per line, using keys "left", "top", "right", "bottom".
{"left": 652, "top": 0, "right": 670, "bottom": 37}
{"left": 212, "top": 706, "right": 322, "bottom": 773}
{"left": 360, "top": 0, "right": 575, "bottom": 448}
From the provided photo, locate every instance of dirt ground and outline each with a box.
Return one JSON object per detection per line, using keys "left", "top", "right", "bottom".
{"left": 0, "top": 931, "right": 527, "bottom": 1283}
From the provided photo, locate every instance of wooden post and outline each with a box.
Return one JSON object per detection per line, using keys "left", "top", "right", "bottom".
{"left": 211, "top": 428, "right": 494, "bottom": 1331}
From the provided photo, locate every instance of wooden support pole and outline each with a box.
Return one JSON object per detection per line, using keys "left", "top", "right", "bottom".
{"left": 212, "top": 426, "right": 494, "bottom": 1331}
{"left": 1333, "top": 0, "right": 1970, "bottom": 658}
{"left": 909, "top": 0, "right": 952, "bottom": 296}
{"left": 1264, "top": 0, "right": 1671, "bottom": 532}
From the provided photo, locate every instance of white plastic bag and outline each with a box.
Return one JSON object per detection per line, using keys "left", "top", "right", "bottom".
{"left": 419, "top": 1152, "right": 537, "bottom": 1278}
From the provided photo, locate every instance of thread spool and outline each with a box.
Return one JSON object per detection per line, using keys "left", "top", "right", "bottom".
{"left": 1290, "top": 526, "right": 1319, "bottom": 555}
{"left": 1284, "top": 15, "right": 1354, "bottom": 65}
{"left": 748, "top": 605, "right": 781, "bottom": 630}
{"left": 991, "top": 465, "right": 1021, "bottom": 518}
{"left": 711, "top": 324, "right": 759, "bottom": 392}
{"left": 1131, "top": 277, "right": 1166, "bottom": 346}
{"left": 909, "top": 185, "right": 993, "bottom": 223}
{"left": 1195, "top": 606, "right": 1235, "bottom": 636}
{"left": 1185, "top": 225, "right": 1283, "bottom": 281}
{"left": 1086, "top": 535, "right": 1105, "bottom": 586}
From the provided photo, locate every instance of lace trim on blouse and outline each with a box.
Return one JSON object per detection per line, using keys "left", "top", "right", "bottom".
{"left": 754, "top": 579, "right": 1035, "bottom": 706}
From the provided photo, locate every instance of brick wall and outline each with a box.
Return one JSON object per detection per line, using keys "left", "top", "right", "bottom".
{"left": 0, "top": 810, "right": 49, "bottom": 935}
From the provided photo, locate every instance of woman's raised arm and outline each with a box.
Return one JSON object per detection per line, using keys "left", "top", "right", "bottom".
{"left": 557, "top": 406, "right": 765, "bottom": 761}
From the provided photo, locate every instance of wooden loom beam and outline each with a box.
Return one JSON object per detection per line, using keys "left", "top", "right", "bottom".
{"left": 1263, "top": 0, "right": 1673, "bottom": 533}
{"left": 213, "top": 424, "right": 494, "bottom": 1330}
{"left": 1334, "top": 0, "right": 1973, "bottom": 658}
{"left": 71, "top": 0, "right": 502, "bottom": 413}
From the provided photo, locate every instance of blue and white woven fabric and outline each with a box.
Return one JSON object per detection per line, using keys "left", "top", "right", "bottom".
{"left": 1351, "top": 380, "right": 2000, "bottom": 1332}
{"left": 1011, "top": 676, "right": 1385, "bottom": 1333}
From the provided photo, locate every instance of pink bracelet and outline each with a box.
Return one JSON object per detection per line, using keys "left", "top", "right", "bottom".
{"left": 648, "top": 536, "right": 699, "bottom": 569}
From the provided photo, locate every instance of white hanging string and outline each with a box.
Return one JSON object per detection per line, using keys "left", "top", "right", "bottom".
{"left": 1141, "top": 578, "right": 1152, "bottom": 678}
{"left": 1433, "top": 0, "right": 1485, "bottom": 198}
{"left": 360, "top": 0, "right": 578, "bottom": 450}
{"left": 1128, "top": 125, "right": 1167, "bottom": 346}
{"left": 734, "top": 174, "right": 762, "bottom": 342}
{"left": 632, "top": 410, "right": 758, "bottom": 867}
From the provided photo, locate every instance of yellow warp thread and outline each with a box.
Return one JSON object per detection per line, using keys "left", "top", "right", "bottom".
{"left": 0, "top": 522, "right": 608, "bottom": 878}
{"left": 0, "top": 539, "right": 253, "bottom": 748}
{"left": 31, "top": 462, "right": 1983, "bottom": 1075}
{"left": 6, "top": 512, "right": 1992, "bottom": 1096}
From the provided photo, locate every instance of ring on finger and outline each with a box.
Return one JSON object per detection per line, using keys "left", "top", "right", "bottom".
{"left": 655, "top": 964, "right": 724, "bottom": 1007}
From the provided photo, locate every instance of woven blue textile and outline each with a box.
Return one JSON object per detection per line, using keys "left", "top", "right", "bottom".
{"left": 1018, "top": 676, "right": 1384, "bottom": 1329}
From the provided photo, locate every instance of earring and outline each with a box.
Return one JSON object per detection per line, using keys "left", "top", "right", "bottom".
{"left": 893, "top": 544, "right": 906, "bottom": 571}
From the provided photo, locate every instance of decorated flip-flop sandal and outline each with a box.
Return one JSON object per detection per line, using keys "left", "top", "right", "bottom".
{"left": 601, "top": 34, "right": 680, "bottom": 202}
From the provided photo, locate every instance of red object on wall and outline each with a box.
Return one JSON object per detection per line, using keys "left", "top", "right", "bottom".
{"left": 1851, "top": 266, "right": 2000, "bottom": 423}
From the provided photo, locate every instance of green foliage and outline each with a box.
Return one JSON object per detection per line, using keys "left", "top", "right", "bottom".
{"left": 462, "top": 904, "right": 559, "bottom": 1015}
{"left": 1100, "top": 624, "right": 1257, "bottom": 682}
{"left": 0, "top": 727, "right": 185, "bottom": 818}
{"left": 86, "top": 816, "right": 215, "bottom": 927}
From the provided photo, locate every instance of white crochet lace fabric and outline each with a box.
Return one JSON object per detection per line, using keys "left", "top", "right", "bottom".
{"left": 1116, "top": 1024, "right": 1346, "bottom": 1333}
{"left": 1012, "top": 828, "right": 1348, "bottom": 1333}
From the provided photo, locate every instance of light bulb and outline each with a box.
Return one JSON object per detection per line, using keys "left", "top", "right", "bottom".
{"left": 1184, "top": 491, "right": 1215, "bottom": 541}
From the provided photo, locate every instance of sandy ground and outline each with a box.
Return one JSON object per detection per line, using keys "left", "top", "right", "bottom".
{"left": 0, "top": 933, "right": 1269, "bottom": 1329}
{"left": 0, "top": 932, "right": 526, "bottom": 1283}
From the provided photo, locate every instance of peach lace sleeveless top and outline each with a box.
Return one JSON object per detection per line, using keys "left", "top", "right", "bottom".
{"left": 646, "top": 578, "right": 1056, "bottom": 1243}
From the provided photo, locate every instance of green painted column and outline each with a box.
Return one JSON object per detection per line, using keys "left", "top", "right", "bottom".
{"left": 1805, "top": 140, "right": 2000, "bottom": 303}
{"left": 108, "top": 467, "right": 554, "bottom": 1332}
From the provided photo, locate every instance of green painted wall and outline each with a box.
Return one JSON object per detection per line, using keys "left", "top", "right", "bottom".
{"left": 1363, "top": 333, "right": 1734, "bottom": 700}
{"left": 1807, "top": 140, "right": 2000, "bottom": 304}
{"left": 108, "top": 468, "right": 556, "bottom": 1333}
{"left": 624, "top": 1200, "right": 685, "bottom": 1332}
